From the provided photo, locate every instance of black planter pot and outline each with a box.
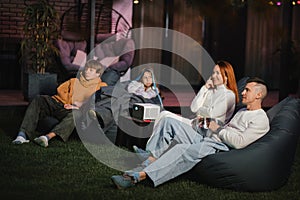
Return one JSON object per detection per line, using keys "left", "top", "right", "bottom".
{"left": 23, "top": 73, "right": 58, "bottom": 101}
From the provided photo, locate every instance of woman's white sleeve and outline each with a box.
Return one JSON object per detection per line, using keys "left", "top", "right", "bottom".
{"left": 190, "top": 86, "right": 208, "bottom": 113}
{"left": 197, "top": 91, "right": 235, "bottom": 119}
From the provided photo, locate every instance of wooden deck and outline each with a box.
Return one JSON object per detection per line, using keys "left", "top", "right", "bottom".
{"left": 0, "top": 89, "right": 282, "bottom": 108}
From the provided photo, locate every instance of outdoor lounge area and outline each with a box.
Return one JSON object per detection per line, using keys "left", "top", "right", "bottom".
{"left": 0, "top": 91, "right": 300, "bottom": 198}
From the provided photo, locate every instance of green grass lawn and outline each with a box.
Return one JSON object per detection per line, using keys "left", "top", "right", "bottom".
{"left": 1, "top": 129, "right": 299, "bottom": 200}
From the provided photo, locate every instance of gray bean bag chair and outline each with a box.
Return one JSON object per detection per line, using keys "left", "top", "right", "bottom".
{"left": 189, "top": 96, "right": 300, "bottom": 191}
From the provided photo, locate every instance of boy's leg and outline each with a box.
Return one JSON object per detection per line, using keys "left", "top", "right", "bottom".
{"left": 50, "top": 111, "right": 76, "bottom": 142}
{"left": 14, "top": 95, "right": 57, "bottom": 143}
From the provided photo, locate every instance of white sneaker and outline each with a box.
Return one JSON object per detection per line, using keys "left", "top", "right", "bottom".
{"left": 12, "top": 136, "right": 30, "bottom": 145}
{"left": 34, "top": 136, "right": 48, "bottom": 147}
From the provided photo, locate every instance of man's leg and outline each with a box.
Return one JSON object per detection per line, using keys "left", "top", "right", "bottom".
{"left": 112, "top": 137, "right": 226, "bottom": 189}
{"left": 144, "top": 137, "right": 228, "bottom": 187}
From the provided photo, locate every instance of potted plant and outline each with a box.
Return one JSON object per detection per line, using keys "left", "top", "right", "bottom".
{"left": 21, "top": 0, "right": 60, "bottom": 101}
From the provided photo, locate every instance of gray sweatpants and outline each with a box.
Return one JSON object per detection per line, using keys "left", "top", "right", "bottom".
{"left": 143, "top": 117, "right": 229, "bottom": 187}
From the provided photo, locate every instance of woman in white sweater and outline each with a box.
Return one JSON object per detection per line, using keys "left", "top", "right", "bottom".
{"left": 153, "top": 60, "right": 239, "bottom": 130}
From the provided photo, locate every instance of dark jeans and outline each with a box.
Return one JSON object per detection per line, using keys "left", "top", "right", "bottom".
{"left": 101, "top": 68, "right": 120, "bottom": 86}
{"left": 20, "top": 95, "right": 75, "bottom": 142}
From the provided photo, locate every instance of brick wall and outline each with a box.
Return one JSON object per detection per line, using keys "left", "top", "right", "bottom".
{"left": 0, "top": 0, "right": 113, "bottom": 89}
{"left": 0, "top": 0, "right": 131, "bottom": 89}
{"left": 0, "top": 0, "right": 81, "bottom": 39}
{"left": 0, "top": 0, "right": 81, "bottom": 89}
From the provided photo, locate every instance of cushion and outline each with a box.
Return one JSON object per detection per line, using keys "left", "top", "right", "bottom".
{"left": 99, "top": 56, "right": 119, "bottom": 68}
{"left": 189, "top": 97, "right": 300, "bottom": 191}
{"left": 72, "top": 50, "right": 87, "bottom": 66}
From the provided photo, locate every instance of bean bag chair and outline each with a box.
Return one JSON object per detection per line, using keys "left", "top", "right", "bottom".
{"left": 189, "top": 97, "right": 300, "bottom": 191}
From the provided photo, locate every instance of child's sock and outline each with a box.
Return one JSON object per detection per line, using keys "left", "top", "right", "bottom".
{"left": 45, "top": 135, "right": 50, "bottom": 141}
{"left": 18, "top": 131, "right": 27, "bottom": 139}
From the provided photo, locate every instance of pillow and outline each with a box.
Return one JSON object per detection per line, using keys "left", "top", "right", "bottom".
{"left": 99, "top": 56, "right": 119, "bottom": 68}
{"left": 72, "top": 50, "right": 87, "bottom": 66}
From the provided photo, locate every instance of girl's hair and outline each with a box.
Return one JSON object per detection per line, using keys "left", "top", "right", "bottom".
{"left": 84, "top": 59, "right": 105, "bottom": 75}
{"left": 135, "top": 67, "right": 163, "bottom": 108}
{"left": 139, "top": 68, "right": 154, "bottom": 87}
{"left": 216, "top": 60, "right": 239, "bottom": 103}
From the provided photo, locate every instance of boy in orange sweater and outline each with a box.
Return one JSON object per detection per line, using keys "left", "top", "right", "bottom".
{"left": 12, "top": 60, "right": 107, "bottom": 147}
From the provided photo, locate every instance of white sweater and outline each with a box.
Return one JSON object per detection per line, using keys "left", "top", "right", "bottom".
{"left": 153, "top": 84, "right": 235, "bottom": 129}
{"left": 216, "top": 108, "right": 270, "bottom": 149}
{"left": 190, "top": 84, "right": 236, "bottom": 124}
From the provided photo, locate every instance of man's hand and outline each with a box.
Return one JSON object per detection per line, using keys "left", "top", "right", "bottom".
{"left": 208, "top": 120, "right": 220, "bottom": 132}
{"left": 191, "top": 116, "right": 204, "bottom": 129}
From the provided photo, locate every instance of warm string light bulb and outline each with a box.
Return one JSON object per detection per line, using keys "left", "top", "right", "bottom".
{"left": 133, "top": 0, "right": 139, "bottom": 4}
{"left": 269, "top": 0, "right": 300, "bottom": 6}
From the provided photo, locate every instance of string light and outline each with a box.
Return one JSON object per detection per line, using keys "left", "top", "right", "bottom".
{"left": 133, "top": 0, "right": 139, "bottom": 4}
{"left": 269, "top": 0, "right": 300, "bottom": 6}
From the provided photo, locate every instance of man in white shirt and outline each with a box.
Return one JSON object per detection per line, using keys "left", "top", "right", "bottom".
{"left": 111, "top": 77, "right": 270, "bottom": 189}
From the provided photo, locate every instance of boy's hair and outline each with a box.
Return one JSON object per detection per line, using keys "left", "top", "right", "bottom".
{"left": 84, "top": 60, "right": 105, "bottom": 75}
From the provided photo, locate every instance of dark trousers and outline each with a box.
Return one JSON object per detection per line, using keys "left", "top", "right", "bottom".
{"left": 101, "top": 69, "right": 120, "bottom": 86}
{"left": 20, "top": 95, "right": 75, "bottom": 142}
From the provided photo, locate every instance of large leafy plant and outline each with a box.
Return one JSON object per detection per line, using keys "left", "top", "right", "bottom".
{"left": 21, "top": 0, "right": 60, "bottom": 74}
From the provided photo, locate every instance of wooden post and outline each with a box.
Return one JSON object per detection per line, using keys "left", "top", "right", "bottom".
{"left": 279, "top": 0, "right": 293, "bottom": 101}
{"left": 89, "top": 0, "right": 95, "bottom": 56}
{"left": 161, "top": 0, "right": 174, "bottom": 85}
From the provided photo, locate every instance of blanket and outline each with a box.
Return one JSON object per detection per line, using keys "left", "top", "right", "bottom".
{"left": 81, "top": 81, "right": 162, "bottom": 131}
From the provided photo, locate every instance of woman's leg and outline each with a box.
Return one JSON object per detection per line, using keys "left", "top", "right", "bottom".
{"left": 146, "top": 117, "right": 203, "bottom": 158}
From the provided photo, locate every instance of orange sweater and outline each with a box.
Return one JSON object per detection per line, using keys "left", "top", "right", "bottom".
{"left": 52, "top": 74, "right": 107, "bottom": 105}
